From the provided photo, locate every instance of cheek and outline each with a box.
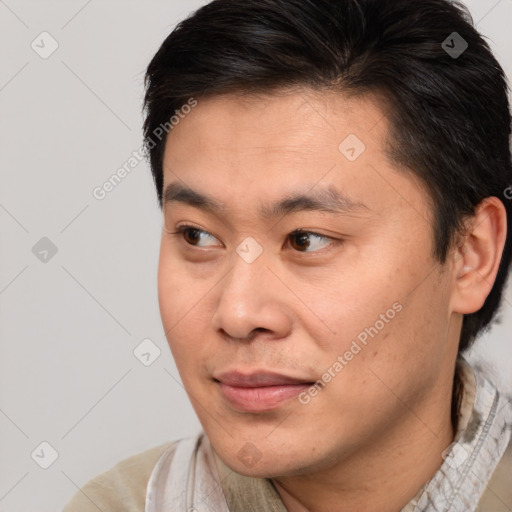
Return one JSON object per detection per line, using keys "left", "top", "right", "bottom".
{"left": 331, "top": 271, "right": 454, "bottom": 409}
{"left": 158, "top": 247, "right": 195, "bottom": 347}
{"left": 158, "top": 241, "right": 205, "bottom": 322}
{"left": 157, "top": 244, "right": 218, "bottom": 372}
{"left": 281, "top": 260, "right": 405, "bottom": 356}
{"left": 157, "top": 247, "right": 181, "bottom": 331}
{"left": 296, "top": 254, "right": 448, "bottom": 391}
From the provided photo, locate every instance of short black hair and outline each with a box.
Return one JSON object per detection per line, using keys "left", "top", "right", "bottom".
{"left": 143, "top": 0, "right": 512, "bottom": 352}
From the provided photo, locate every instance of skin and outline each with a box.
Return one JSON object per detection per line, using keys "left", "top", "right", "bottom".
{"left": 157, "top": 88, "right": 507, "bottom": 512}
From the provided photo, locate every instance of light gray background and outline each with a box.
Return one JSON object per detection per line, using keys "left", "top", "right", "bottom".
{"left": 0, "top": 1, "right": 511, "bottom": 510}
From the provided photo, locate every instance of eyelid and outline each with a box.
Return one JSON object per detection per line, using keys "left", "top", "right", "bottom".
{"left": 289, "top": 228, "right": 331, "bottom": 238}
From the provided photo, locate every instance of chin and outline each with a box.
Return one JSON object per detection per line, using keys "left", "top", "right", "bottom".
{"left": 207, "top": 427, "right": 324, "bottom": 480}
{"left": 215, "top": 449, "right": 293, "bottom": 478}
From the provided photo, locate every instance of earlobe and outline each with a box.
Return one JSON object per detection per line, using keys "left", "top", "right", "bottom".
{"left": 451, "top": 197, "right": 507, "bottom": 315}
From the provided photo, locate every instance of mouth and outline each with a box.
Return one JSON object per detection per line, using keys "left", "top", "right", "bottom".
{"left": 214, "top": 371, "right": 314, "bottom": 412}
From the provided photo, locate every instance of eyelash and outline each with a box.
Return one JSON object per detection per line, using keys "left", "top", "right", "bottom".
{"left": 168, "top": 224, "right": 338, "bottom": 253}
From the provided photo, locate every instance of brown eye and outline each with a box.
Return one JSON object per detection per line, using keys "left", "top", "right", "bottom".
{"left": 176, "top": 226, "right": 221, "bottom": 247}
{"left": 183, "top": 227, "right": 201, "bottom": 245}
{"left": 288, "top": 230, "right": 333, "bottom": 252}
{"left": 289, "top": 231, "right": 312, "bottom": 251}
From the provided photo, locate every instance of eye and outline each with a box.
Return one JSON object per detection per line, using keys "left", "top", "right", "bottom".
{"left": 170, "top": 226, "right": 336, "bottom": 253}
{"left": 288, "top": 230, "right": 333, "bottom": 252}
{"left": 174, "top": 225, "right": 222, "bottom": 247}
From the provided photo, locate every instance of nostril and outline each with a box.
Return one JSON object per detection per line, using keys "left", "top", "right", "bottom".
{"left": 254, "top": 327, "right": 272, "bottom": 334}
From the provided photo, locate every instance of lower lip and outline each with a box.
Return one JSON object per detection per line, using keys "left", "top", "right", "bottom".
{"left": 217, "top": 382, "right": 311, "bottom": 412}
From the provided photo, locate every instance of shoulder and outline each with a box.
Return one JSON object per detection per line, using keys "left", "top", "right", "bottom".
{"left": 62, "top": 442, "right": 176, "bottom": 512}
{"left": 477, "top": 436, "right": 512, "bottom": 511}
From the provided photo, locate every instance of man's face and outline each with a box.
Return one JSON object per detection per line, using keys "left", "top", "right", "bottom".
{"left": 158, "top": 89, "right": 459, "bottom": 477}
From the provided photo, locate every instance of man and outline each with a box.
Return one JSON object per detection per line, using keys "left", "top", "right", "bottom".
{"left": 64, "top": 0, "right": 512, "bottom": 510}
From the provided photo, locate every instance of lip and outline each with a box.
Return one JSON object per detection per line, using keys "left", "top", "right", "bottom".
{"left": 215, "top": 371, "right": 313, "bottom": 412}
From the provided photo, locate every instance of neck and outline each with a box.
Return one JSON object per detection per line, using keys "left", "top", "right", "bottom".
{"left": 272, "top": 375, "right": 456, "bottom": 512}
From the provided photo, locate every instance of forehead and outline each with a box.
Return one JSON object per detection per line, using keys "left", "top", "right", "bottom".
{"left": 161, "top": 89, "right": 430, "bottom": 227}
{"left": 164, "top": 89, "right": 388, "bottom": 165}
{"left": 163, "top": 89, "right": 389, "bottom": 182}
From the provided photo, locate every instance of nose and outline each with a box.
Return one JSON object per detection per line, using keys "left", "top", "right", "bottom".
{"left": 211, "top": 254, "right": 293, "bottom": 341}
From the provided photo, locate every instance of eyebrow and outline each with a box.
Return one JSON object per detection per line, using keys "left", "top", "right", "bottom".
{"left": 163, "top": 182, "right": 368, "bottom": 218}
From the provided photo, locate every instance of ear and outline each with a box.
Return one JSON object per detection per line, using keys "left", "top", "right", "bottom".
{"left": 450, "top": 197, "right": 507, "bottom": 315}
